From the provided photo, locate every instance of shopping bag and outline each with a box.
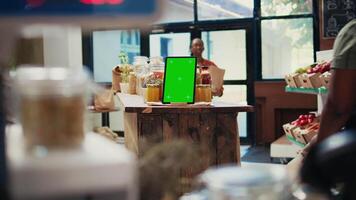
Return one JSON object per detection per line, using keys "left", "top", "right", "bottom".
{"left": 112, "top": 66, "right": 122, "bottom": 92}
{"left": 94, "top": 89, "right": 115, "bottom": 111}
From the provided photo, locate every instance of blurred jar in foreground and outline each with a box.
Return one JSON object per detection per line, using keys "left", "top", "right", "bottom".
{"left": 15, "top": 67, "right": 88, "bottom": 149}
{"left": 146, "top": 84, "right": 160, "bottom": 102}
{"left": 198, "top": 165, "right": 291, "bottom": 200}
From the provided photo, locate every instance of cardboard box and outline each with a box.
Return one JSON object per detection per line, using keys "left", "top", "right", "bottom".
{"left": 320, "top": 72, "right": 331, "bottom": 88}
{"left": 285, "top": 74, "right": 298, "bottom": 88}
{"left": 283, "top": 123, "right": 298, "bottom": 139}
{"left": 299, "top": 73, "right": 323, "bottom": 88}
{"left": 293, "top": 127, "right": 307, "bottom": 145}
{"left": 294, "top": 123, "right": 319, "bottom": 144}
{"left": 301, "top": 129, "right": 318, "bottom": 144}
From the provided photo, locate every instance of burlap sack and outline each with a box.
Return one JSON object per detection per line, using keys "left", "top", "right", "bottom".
{"left": 112, "top": 66, "right": 122, "bottom": 92}
{"left": 94, "top": 89, "right": 115, "bottom": 111}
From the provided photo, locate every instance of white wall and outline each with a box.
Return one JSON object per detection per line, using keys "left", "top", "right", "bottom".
{"left": 149, "top": 33, "right": 190, "bottom": 57}
{"left": 43, "top": 26, "right": 82, "bottom": 69}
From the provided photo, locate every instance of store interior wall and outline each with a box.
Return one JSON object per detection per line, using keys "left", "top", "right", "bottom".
{"left": 43, "top": 26, "right": 83, "bottom": 69}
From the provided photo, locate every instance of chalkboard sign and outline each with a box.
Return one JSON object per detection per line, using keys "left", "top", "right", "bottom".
{"left": 323, "top": 0, "right": 356, "bottom": 38}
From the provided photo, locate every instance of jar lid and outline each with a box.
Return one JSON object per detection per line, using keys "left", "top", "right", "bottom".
{"left": 196, "top": 84, "right": 211, "bottom": 87}
{"left": 133, "top": 56, "right": 149, "bottom": 64}
{"left": 146, "top": 83, "right": 160, "bottom": 87}
{"left": 15, "top": 66, "right": 88, "bottom": 96}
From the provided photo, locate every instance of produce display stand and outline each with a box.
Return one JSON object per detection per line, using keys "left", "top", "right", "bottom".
{"left": 270, "top": 86, "right": 328, "bottom": 161}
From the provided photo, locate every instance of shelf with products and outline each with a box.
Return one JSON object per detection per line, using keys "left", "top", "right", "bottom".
{"left": 271, "top": 50, "right": 333, "bottom": 162}
{"left": 286, "top": 135, "right": 306, "bottom": 148}
{"left": 285, "top": 86, "right": 328, "bottom": 95}
{"left": 272, "top": 80, "right": 329, "bottom": 160}
{"left": 270, "top": 135, "right": 302, "bottom": 159}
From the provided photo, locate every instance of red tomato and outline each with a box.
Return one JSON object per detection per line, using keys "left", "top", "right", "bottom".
{"left": 299, "top": 119, "right": 307, "bottom": 126}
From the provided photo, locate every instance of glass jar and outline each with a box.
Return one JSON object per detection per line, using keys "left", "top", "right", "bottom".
{"left": 149, "top": 56, "right": 165, "bottom": 80}
{"left": 133, "top": 56, "right": 149, "bottom": 77}
{"left": 196, "top": 84, "right": 211, "bottom": 102}
{"left": 200, "top": 68, "right": 211, "bottom": 85}
{"left": 196, "top": 68, "right": 202, "bottom": 85}
{"left": 15, "top": 67, "right": 88, "bottom": 149}
{"left": 198, "top": 165, "right": 291, "bottom": 200}
{"left": 133, "top": 56, "right": 149, "bottom": 95}
{"left": 146, "top": 84, "right": 160, "bottom": 102}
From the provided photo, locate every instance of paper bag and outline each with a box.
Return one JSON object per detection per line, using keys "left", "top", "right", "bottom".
{"left": 112, "top": 66, "right": 122, "bottom": 92}
{"left": 208, "top": 66, "right": 225, "bottom": 93}
{"left": 94, "top": 89, "right": 115, "bottom": 111}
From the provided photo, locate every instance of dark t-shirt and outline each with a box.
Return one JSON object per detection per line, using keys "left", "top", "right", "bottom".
{"left": 332, "top": 20, "right": 356, "bottom": 69}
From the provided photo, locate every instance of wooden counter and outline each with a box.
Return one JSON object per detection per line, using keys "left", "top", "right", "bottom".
{"left": 117, "top": 93, "right": 253, "bottom": 167}
{"left": 117, "top": 93, "right": 253, "bottom": 184}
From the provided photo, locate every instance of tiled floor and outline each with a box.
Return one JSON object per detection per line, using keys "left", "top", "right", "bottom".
{"left": 241, "top": 145, "right": 273, "bottom": 163}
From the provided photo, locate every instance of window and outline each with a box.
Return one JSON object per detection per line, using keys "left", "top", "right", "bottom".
{"left": 154, "top": 0, "right": 194, "bottom": 24}
{"left": 93, "top": 30, "right": 140, "bottom": 82}
{"left": 261, "top": 0, "right": 313, "bottom": 16}
{"left": 197, "top": 0, "right": 254, "bottom": 20}
{"left": 202, "top": 29, "right": 248, "bottom": 137}
{"left": 202, "top": 30, "right": 246, "bottom": 80}
{"left": 262, "top": 18, "right": 314, "bottom": 79}
{"left": 260, "top": 0, "right": 314, "bottom": 79}
{"left": 149, "top": 33, "right": 191, "bottom": 58}
{"left": 214, "top": 85, "right": 248, "bottom": 137}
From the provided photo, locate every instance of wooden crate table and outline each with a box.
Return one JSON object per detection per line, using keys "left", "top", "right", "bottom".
{"left": 117, "top": 93, "right": 253, "bottom": 169}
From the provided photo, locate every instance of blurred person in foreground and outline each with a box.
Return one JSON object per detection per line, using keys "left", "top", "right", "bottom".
{"left": 190, "top": 38, "right": 224, "bottom": 97}
{"left": 301, "top": 20, "right": 356, "bottom": 157}
{"left": 283, "top": 20, "right": 356, "bottom": 199}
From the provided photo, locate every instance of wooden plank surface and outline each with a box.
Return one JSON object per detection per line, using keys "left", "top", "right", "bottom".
{"left": 138, "top": 114, "right": 163, "bottom": 156}
{"left": 124, "top": 113, "right": 139, "bottom": 154}
{"left": 178, "top": 114, "right": 218, "bottom": 187}
{"left": 199, "top": 113, "right": 217, "bottom": 169}
{"left": 162, "top": 114, "right": 179, "bottom": 142}
{"left": 216, "top": 113, "right": 240, "bottom": 165}
{"left": 117, "top": 93, "right": 254, "bottom": 114}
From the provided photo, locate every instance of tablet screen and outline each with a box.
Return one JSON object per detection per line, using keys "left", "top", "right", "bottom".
{"left": 162, "top": 57, "right": 197, "bottom": 104}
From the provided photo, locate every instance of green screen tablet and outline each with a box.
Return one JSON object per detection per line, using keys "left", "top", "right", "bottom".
{"left": 162, "top": 57, "right": 197, "bottom": 104}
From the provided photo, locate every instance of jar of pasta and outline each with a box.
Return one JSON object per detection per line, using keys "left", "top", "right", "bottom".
{"left": 15, "top": 67, "right": 88, "bottom": 149}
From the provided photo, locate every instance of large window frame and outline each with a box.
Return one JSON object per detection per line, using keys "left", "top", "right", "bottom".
{"left": 83, "top": 0, "right": 320, "bottom": 144}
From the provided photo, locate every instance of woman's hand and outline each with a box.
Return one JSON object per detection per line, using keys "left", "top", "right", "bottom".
{"left": 212, "top": 86, "right": 224, "bottom": 97}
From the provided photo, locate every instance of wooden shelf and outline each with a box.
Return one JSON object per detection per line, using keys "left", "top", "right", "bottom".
{"left": 270, "top": 135, "right": 302, "bottom": 159}
{"left": 285, "top": 86, "right": 328, "bottom": 95}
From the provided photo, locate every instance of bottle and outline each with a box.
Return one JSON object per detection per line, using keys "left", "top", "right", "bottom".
{"left": 128, "top": 72, "right": 137, "bottom": 95}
